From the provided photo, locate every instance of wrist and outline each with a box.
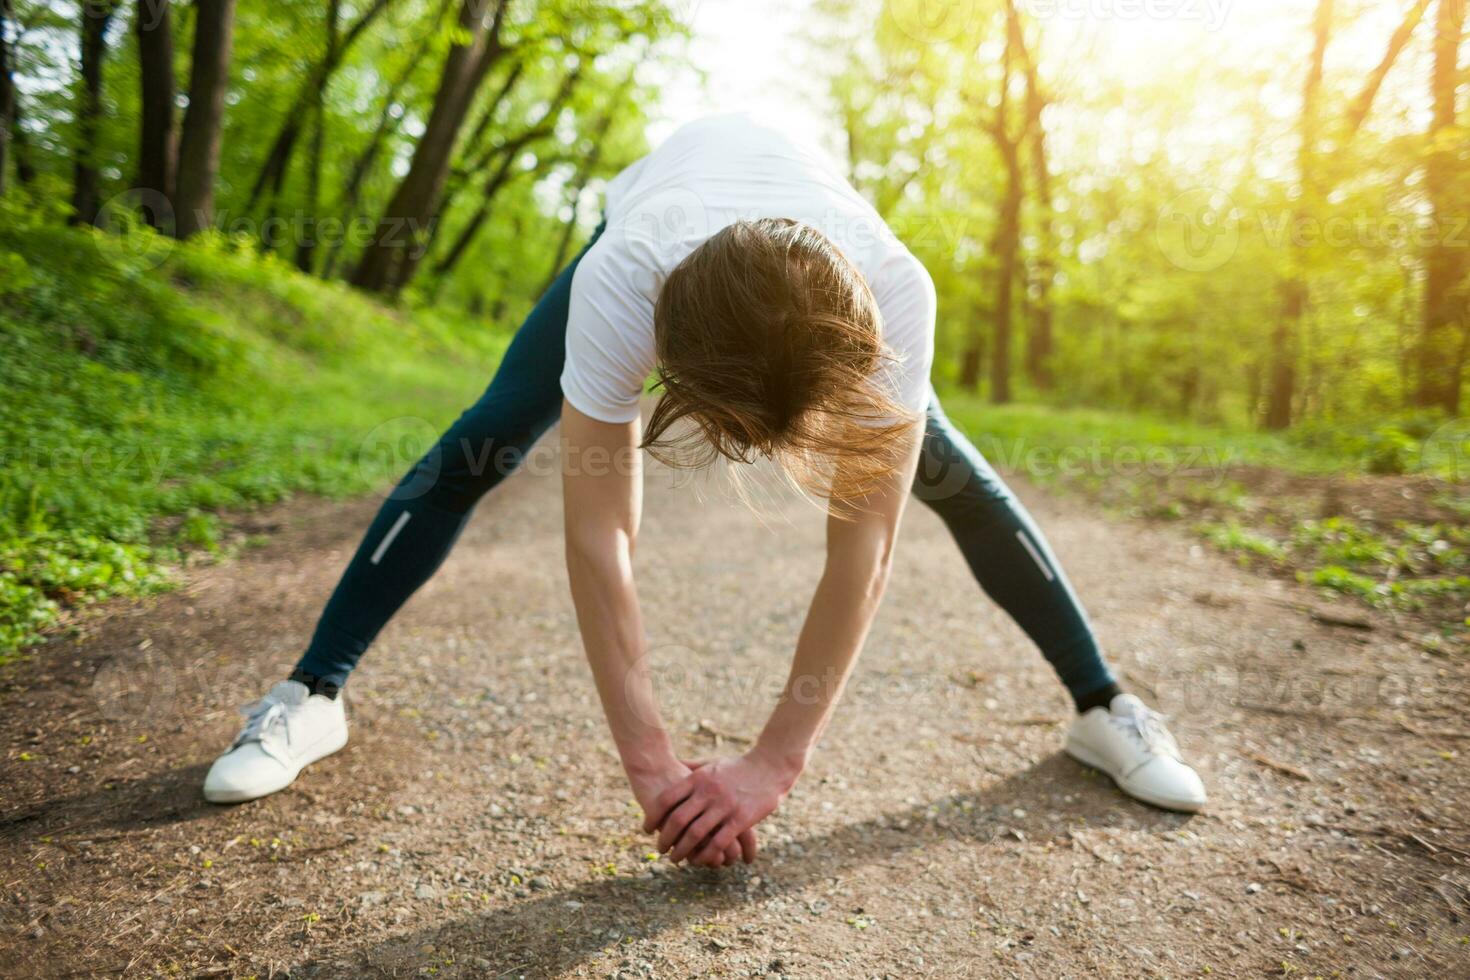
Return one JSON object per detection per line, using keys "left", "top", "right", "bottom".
{"left": 618, "top": 729, "right": 678, "bottom": 778}
{"left": 749, "top": 735, "right": 808, "bottom": 790}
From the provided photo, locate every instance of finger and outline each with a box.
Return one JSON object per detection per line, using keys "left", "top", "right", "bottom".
{"left": 692, "top": 824, "right": 741, "bottom": 868}
{"left": 680, "top": 758, "right": 710, "bottom": 770}
{"left": 643, "top": 776, "right": 697, "bottom": 834}
{"left": 670, "top": 810, "right": 725, "bottom": 864}
{"left": 737, "top": 828, "right": 758, "bottom": 864}
{"left": 690, "top": 834, "right": 738, "bottom": 869}
{"left": 657, "top": 798, "right": 704, "bottom": 853}
{"left": 687, "top": 839, "right": 728, "bottom": 869}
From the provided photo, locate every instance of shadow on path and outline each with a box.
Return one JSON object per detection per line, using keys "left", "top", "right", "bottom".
{"left": 311, "top": 754, "right": 1192, "bottom": 978}
{"left": 0, "top": 762, "right": 214, "bottom": 842}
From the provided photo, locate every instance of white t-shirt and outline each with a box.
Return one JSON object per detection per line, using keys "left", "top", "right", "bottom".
{"left": 559, "top": 113, "right": 936, "bottom": 425}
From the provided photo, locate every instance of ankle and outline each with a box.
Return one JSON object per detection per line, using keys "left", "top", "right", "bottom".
{"left": 1074, "top": 681, "right": 1123, "bottom": 715}
{"left": 288, "top": 668, "right": 341, "bottom": 700}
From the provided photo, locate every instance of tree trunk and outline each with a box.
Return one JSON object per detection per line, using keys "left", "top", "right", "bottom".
{"left": 351, "top": 0, "right": 512, "bottom": 294}
{"left": 1021, "top": 69, "right": 1052, "bottom": 389}
{"left": 70, "top": 0, "right": 120, "bottom": 226}
{"left": 174, "top": 0, "right": 236, "bottom": 238}
{"left": 422, "top": 65, "right": 581, "bottom": 269}
{"left": 294, "top": 96, "right": 327, "bottom": 272}
{"left": 989, "top": 143, "right": 1023, "bottom": 405}
{"left": 1262, "top": 0, "right": 1334, "bottom": 429}
{"left": 429, "top": 147, "right": 541, "bottom": 281}
{"left": 982, "top": 2, "right": 1028, "bottom": 406}
{"left": 1265, "top": 279, "right": 1305, "bottom": 429}
{"left": 959, "top": 331, "right": 984, "bottom": 391}
{"left": 1415, "top": 0, "right": 1468, "bottom": 412}
{"left": 0, "top": 0, "right": 14, "bottom": 197}
{"left": 1261, "top": 0, "right": 1430, "bottom": 426}
{"left": 1004, "top": 0, "right": 1054, "bottom": 390}
{"left": 136, "top": 0, "right": 176, "bottom": 222}
{"left": 452, "top": 58, "right": 527, "bottom": 182}
{"left": 536, "top": 83, "right": 627, "bottom": 294}
{"left": 243, "top": 0, "right": 387, "bottom": 217}
{"left": 319, "top": 0, "right": 454, "bottom": 279}
{"left": 293, "top": 0, "right": 341, "bottom": 273}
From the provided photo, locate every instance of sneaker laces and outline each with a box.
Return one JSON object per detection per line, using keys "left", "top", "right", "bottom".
{"left": 1109, "top": 702, "right": 1181, "bottom": 761}
{"left": 233, "top": 695, "right": 290, "bottom": 754}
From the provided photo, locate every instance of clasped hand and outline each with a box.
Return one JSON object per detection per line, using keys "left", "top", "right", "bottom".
{"left": 629, "top": 751, "right": 797, "bottom": 868}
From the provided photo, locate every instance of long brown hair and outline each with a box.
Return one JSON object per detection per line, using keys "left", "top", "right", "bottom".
{"left": 642, "top": 218, "right": 916, "bottom": 502}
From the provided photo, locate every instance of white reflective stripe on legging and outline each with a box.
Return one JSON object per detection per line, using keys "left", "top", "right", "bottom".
{"left": 370, "top": 512, "right": 412, "bottom": 566}
{"left": 1016, "top": 529, "right": 1056, "bottom": 582}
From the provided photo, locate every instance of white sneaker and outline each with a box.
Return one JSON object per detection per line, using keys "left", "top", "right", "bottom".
{"left": 1065, "top": 694, "right": 1206, "bottom": 813}
{"left": 203, "top": 680, "right": 348, "bottom": 803}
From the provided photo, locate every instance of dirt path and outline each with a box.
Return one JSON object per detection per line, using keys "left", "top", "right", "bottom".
{"left": 2, "top": 441, "right": 1468, "bottom": 978}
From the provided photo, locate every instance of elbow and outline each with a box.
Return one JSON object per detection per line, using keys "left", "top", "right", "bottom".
{"left": 564, "top": 529, "right": 632, "bottom": 581}
{"left": 836, "top": 535, "right": 898, "bottom": 608}
{"left": 866, "top": 545, "right": 897, "bottom": 604}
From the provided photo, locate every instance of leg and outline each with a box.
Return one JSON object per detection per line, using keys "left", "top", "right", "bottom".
{"left": 912, "top": 390, "right": 1120, "bottom": 710}
{"left": 293, "top": 227, "right": 604, "bottom": 689}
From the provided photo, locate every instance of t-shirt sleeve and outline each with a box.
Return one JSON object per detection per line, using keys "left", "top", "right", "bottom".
{"left": 559, "top": 238, "right": 658, "bottom": 424}
{"left": 868, "top": 248, "right": 937, "bottom": 417}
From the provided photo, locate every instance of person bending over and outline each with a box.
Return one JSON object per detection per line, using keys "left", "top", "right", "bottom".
{"left": 203, "top": 114, "right": 1206, "bottom": 866}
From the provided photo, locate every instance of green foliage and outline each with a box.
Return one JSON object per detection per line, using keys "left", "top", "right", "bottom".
{"left": 1197, "top": 522, "right": 1288, "bottom": 564}
{"left": 942, "top": 391, "right": 1469, "bottom": 631}
{"left": 820, "top": 0, "right": 1470, "bottom": 429}
{"left": 0, "top": 530, "right": 169, "bottom": 657}
{"left": 0, "top": 221, "right": 505, "bottom": 655}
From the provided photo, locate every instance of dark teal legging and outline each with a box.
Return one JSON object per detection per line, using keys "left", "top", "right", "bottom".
{"left": 297, "top": 226, "right": 1116, "bottom": 705}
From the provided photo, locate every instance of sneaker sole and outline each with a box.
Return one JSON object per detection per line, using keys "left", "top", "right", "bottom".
{"left": 203, "top": 727, "right": 349, "bottom": 804}
{"left": 1064, "top": 739, "right": 1205, "bottom": 814}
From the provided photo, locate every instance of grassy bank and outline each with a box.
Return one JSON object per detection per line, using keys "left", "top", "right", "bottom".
{"left": 0, "top": 212, "right": 509, "bottom": 657}
{"left": 944, "top": 398, "right": 1470, "bottom": 644}
{"left": 3, "top": 209, "right": 1465, "bottom": 658}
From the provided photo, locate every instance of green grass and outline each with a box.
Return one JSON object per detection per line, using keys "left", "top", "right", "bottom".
{"left": 942, "top": 394, "right": 1470, "bottom": 632}
{"left": 4, "top": 214, "right": 1466, "bottom": 655}
{"left": 0, "top": 207, "right": 509, "bottom": 657}
{"left": 940, "top": 398, "right": 1436, "bottom": 483}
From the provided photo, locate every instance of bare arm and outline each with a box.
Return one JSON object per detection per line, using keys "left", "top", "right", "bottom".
{"left": 651, "top": 421, "right": 925, "bottom": 864}
{"left": 560, "top": 401, "right": 754, "bottom": 866}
